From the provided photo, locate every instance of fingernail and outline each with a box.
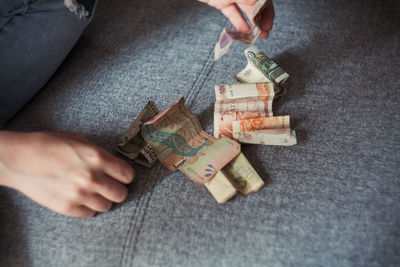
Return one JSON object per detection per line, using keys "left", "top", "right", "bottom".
{"left": 261, "top": 32, "right": 269, "bottom": 38}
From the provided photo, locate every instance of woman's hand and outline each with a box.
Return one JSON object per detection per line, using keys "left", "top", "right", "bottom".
{"left": 0, "top": 131, "right": 134, "bottom": 218}
{"left": 199, "top": 0, "right": 274, "bottom": 38}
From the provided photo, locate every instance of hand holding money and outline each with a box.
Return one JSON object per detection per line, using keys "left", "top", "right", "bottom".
{"left": 199, "top": 0, "right": 274, "bottom": 36}
{"left": 210, "top": 0, "right": 275, "bottom": 59}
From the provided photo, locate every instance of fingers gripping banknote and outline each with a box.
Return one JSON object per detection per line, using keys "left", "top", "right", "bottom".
{"left": 214, "top": 0, "right": 270, "bottom": 60}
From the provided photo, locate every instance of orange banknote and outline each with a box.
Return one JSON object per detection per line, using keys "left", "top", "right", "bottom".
{"left": 214, "top": 110, "right": 266, "bottom": 139}
{"left": 215, "top": 82, "right": 276, "bottom": 101}
{"left": 214, "top": 83, "right": 276, "bottom": 138}
{"left": 232, "top": 115, "right": 290, "bottom": 132}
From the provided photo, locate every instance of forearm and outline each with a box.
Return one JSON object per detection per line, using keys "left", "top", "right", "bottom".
{"left": 0, "top": 131, "right": 18, "bottom": 188}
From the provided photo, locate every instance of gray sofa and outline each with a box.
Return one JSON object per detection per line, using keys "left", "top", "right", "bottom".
{"left": 1, "top": 0, "right": 399, "bottom": 266}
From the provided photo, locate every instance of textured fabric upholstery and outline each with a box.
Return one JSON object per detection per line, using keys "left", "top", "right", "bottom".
{"left": 1, "top": 0, "right": 399, "bottom": 266}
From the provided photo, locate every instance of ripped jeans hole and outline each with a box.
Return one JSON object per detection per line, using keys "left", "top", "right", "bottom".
{"left": 64, "top": 0, "right": 89, "bottom": 19}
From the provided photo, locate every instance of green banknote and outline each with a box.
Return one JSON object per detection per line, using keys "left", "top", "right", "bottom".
{"left": 235, "top": 46, "right": 289, "bottom": 98}
{"left": 245, "top": 46, "right": 289, "bottom": 85}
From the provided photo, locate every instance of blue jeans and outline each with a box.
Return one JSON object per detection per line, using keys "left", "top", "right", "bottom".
{"left": 0, "top": 0, "right": 96, "bottom": 128}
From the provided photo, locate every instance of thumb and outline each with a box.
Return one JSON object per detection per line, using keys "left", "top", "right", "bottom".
{"left": 221, "top": 4, "right": 251, "bottom": 33}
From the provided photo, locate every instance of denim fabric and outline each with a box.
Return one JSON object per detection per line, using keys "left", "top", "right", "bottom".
{"left": 0, "top": 0, "right": 95, "bottom": 128}
{"left": 0, "top": 0, "right": 400, "bottom": 266}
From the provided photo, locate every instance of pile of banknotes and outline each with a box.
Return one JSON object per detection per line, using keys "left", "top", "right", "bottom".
{"left": 213, "top": 46, "right": 297, "bottom": 146}
{"left": 117, "top": 46, "right": 296, "bottom": 203}
{"left": 117, "top": 0, "right": 296, "bottom": 203}
{"left": 117, "top": 99, "right": 264, "bottom": 203}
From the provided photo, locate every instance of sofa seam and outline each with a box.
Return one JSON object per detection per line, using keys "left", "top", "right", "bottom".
{"left": 120, "top": 185, "right": 148, "bottom": 266}
{"left": 188, "top": 47, "right": 215, "bottom": 108}
{"left": 120, "top": 164, "right": 163, "bottom": 266}
{"left": 119, "top": 198, "right": 141, "bottom": 265}
{"left": 186, "top": 24, "right": 227, "bottom": 108}
{"left": 127, "top": 177, "right": 158, "bottom": 266}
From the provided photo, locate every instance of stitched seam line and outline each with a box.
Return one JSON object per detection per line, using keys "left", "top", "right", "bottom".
{"left": 120, "top": 186, "right": 148, "bottom": 266}
{"left": 127, "top": 176, "right": 158, "bottom": 266}
{"left": 120, "top": 164, "right": 163, "bottom": 266}
{"left": 0, "top": 0, "right": 38, "bottom": 29}
{"left": 119, "top": 199, "right": 140, "bottom": 265}
{"left": 186, "top": 53, "right": 210, "bottom": 102}
{"left": 188, "top": 47, "right": 215, "bottom": 108}
{"left": 186, "top": 23, "right": 227, "bottom": 107}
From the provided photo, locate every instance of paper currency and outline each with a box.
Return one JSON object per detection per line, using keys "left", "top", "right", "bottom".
{"left": 141, "top": 98, "right": 240, "bottom": 179}
{"left": 203, "top": 132, "right": 264, "bottom": 195}
{"left": 214, "top": 111, "right": 266, "bottom": 139}
{"left": 236, "top": 46, "right": 289, "bottom": 86}
{"left": 223, "top": 153, "right": 264, "bottom": 195}
{"left": 214, "top": 0, "right": 270, "bottom": 60}
{"left": 133, "top": 143, "right": 159, "bottom": 168}
{"left": 231, "top": 116, "right": 296, "bottom": 146}
{"left": 214, "top": 83, "right": 275, "bottom": 138}
{"left": 140, "top": 98, "right": 240, "bottom": 203}
{"left": 203, "top": 171, "right": 237, "bottom": 203}
{"left": 141, "top": 98, "right": 264, "bottom": 203}
{"left": 117, "top": 101, "right": 159, "bottom": 167}
{"left": 175, "top": 136, "right": 241, "bottom": 185}
{"left": 232, "top": 115, "right": 290, "bottom": 132}
{"left": 233, "top": 128, "right": 297, "bottom": 146}
{"left": 235, "top": 46, "right": 289, "bottom": 98}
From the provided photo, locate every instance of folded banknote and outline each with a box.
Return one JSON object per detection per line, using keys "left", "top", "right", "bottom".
{"left": 117, "top": 101, "right": 159, "bottom": 168}
{"left": 235, "top": 46, "right": 289, "bottom": 87}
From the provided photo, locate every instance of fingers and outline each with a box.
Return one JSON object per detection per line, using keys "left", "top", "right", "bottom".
{"left": 237, "top": 3, "right": 254, "bottom": 24}
{"left": 82, "top": 193, "right": 113, "bottom": 213}
{"left": 98, "top": 150, "right": 135, "bottom": 184}
{"left": 50, "top": 200, "right": 97, "bottom": 218}
{"left": 66, "top": 135, "right": 135, "bottom": 184}
{"left": 200, "top": 0, "right": 256, "bottom": 10}
{"left": 236, "top": 0, "right": 275, "bottom": 38}
{"left": 67, "top": 205, "right": 97, "bottom": 218}
{"left": 260, "top": 31, "right": 269, "bottom": 38}
{"left": 198, "top": 0, "right": 275, "bottom": 36}
{"left": 83, "top": 146, "right": 134, "bottom": 184}
{"left": 92, "top": 173, "right": 129, "bottom": 203}
{"left": 56, "top": 171, "right": 126, "bottom": 217}
{"left": 259, "top": 1, "right": 274, "bottom": 37}
{"left": 199, "top": 0, "right": 254, "bottom": 33}
{"left": 221, "top": 4, "right": 251, "bottom": 33}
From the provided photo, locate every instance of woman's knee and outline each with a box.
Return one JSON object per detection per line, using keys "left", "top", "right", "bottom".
{"left": 0, "top": 0, "right": 97, "bottom": 127}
